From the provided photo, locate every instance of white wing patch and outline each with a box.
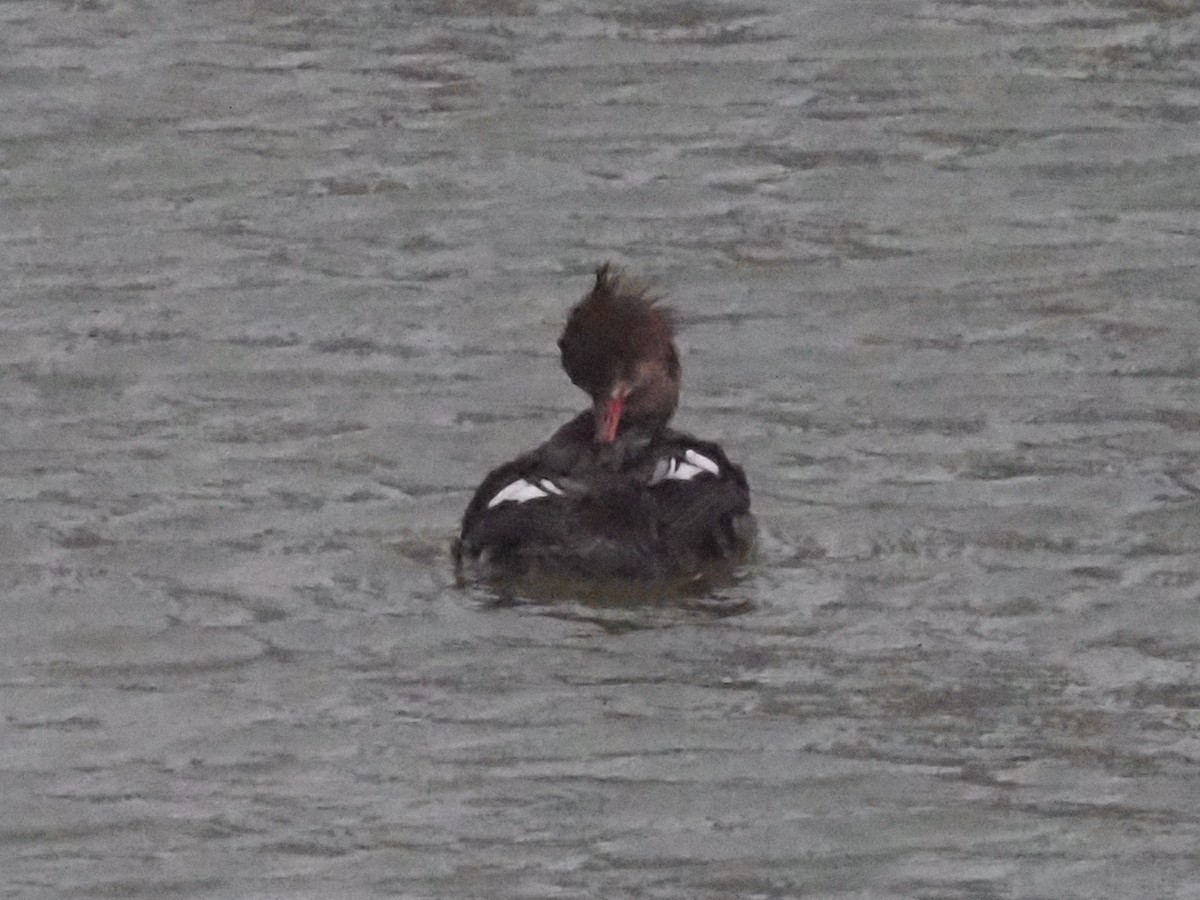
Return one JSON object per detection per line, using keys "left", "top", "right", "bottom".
{"left": 650, "top": 449, "right": 720, "bottom": 484}
{"left": 684, "top": 449, "right": 720, "bottom": 475}
{"left": 486, "top": 477, "right": 564, "bottom": 509}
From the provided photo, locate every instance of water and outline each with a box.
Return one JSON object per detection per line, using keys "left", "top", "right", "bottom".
{"left": 3, "top": 1, "right": 1199, "bottom": 897}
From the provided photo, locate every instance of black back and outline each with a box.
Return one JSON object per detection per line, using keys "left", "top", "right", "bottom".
{"left": 455, "top": 414, "right": 754, "bottom": 582}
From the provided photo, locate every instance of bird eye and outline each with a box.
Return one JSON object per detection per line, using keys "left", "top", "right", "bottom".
{"left": 557, "top": 337, "right": 566, "bottom": 351}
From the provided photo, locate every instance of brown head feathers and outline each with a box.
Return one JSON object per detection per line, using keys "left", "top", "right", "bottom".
{"left": 559, "top": 263, "right": 681, "bottom": 438}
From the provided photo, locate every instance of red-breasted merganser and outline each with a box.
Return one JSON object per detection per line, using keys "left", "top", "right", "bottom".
{"left": 454, "top": 264, "right": 753, "bottom": 582}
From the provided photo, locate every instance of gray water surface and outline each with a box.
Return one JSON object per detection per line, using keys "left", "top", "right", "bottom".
{"left": 4, "top": 1, "right": 1200, "bottom": 897}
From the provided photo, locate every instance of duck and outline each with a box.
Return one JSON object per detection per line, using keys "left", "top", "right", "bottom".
{"left": 454, "top": 264, "right": 753, "bottom": 583}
